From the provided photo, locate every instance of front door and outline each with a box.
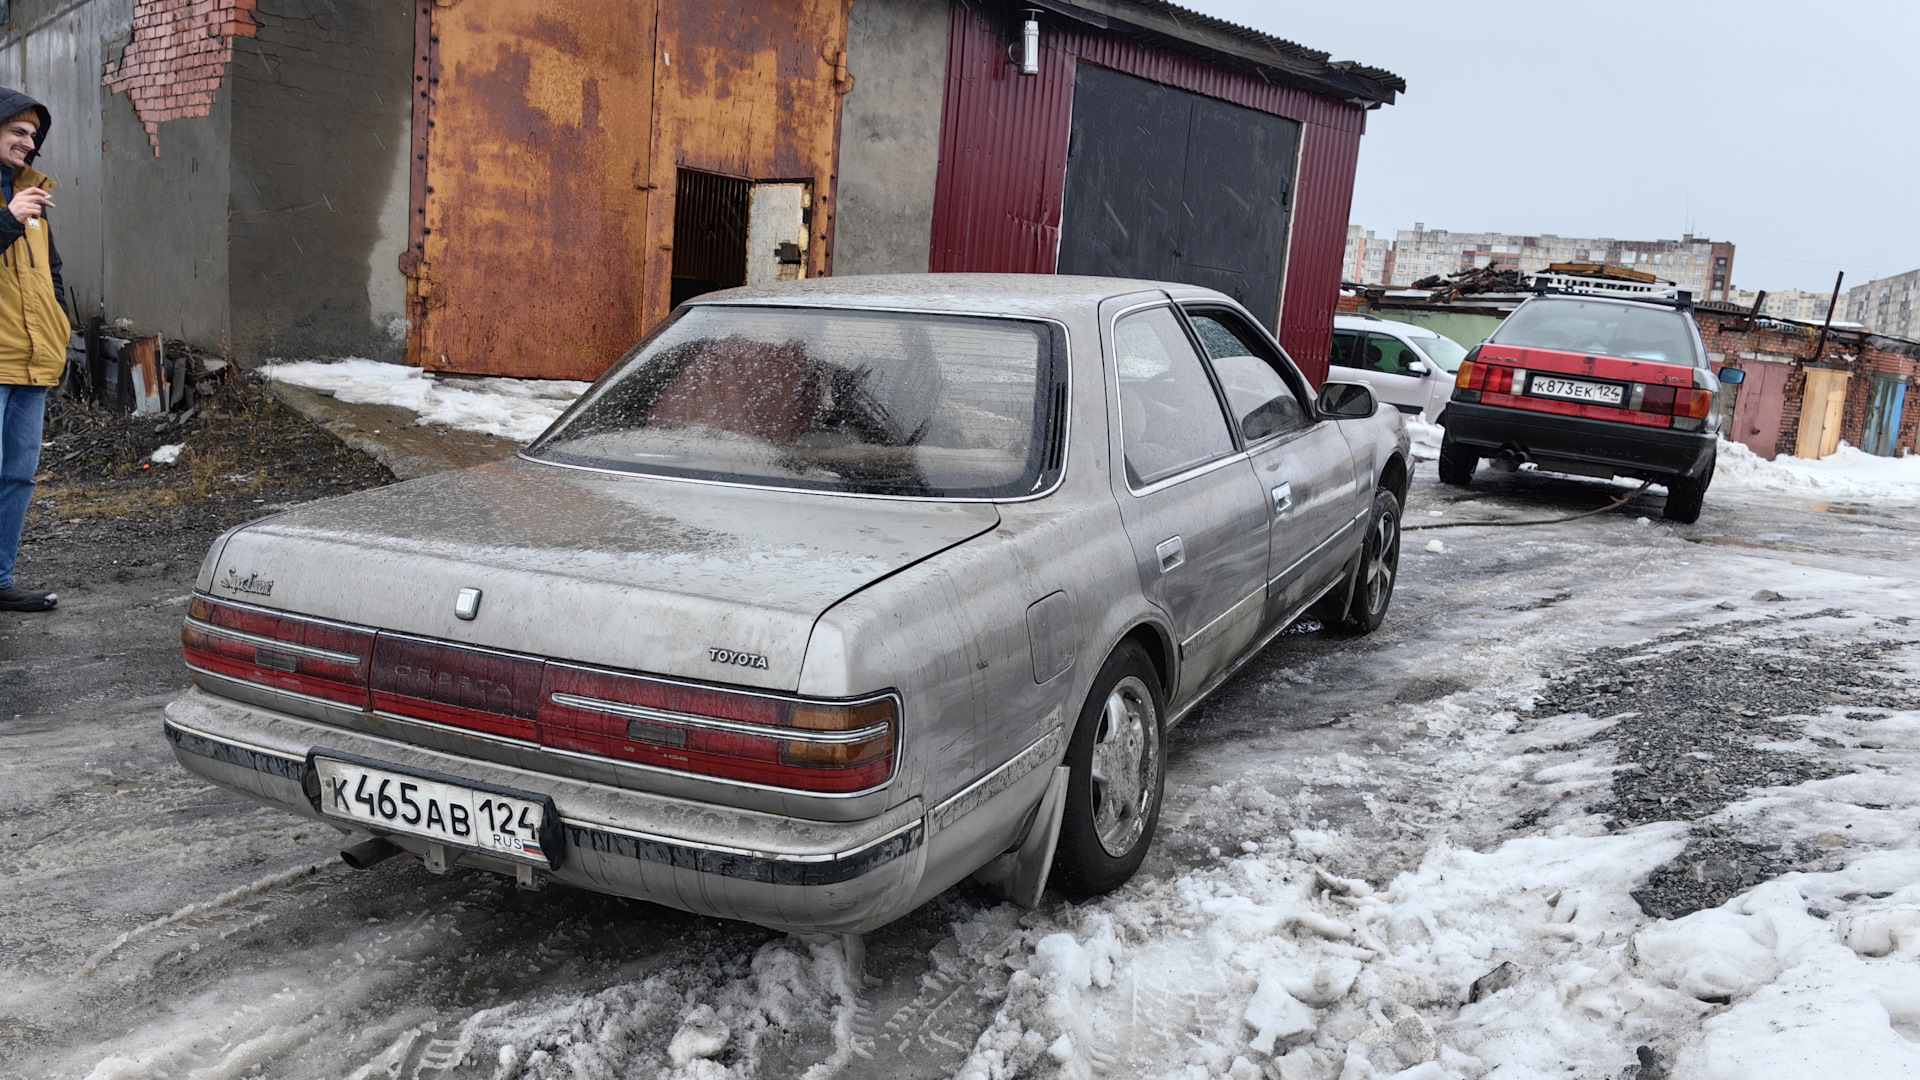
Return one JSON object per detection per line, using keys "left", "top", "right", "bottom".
{"left": 1188, "top": 307, "right": 1364, "bottom": 622}
{"left": 1106, "top": 303, "right": 1270, "bottom": 705}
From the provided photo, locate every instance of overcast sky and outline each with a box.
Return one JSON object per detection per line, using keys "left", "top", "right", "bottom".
{"left": 1182, "top": 1, "right": 1917, "bottom": 294}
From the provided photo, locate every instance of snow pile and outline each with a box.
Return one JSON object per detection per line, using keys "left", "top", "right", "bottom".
{"left": 149, "top": 443, "right": 184, "bottom": 464}
{"left": 1713, "top": 438, "right": 1920, "bottom": 504}
{"left": 945, "top": 700, "right": 1920, "bottom": 1080}
{"left": 259, "top": 358, "right": 589, "bottom": 443}
{"left": 1406, "top": 419, "right": 1444, "bottom": 462}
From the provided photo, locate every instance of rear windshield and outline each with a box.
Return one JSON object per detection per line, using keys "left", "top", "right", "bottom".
{"left": 527, "top": 306, "right": 1064, "bottom": 498}
{"left": 1492, "top": 298, "right": 1701, "bottom": 367}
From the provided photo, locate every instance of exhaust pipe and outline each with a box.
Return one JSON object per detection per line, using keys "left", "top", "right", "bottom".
{"left": 1490, "top": 447, "right": 1530, "bottom": 473}
{"left": 341, "top": 836, "right": 403, "bottom": 870}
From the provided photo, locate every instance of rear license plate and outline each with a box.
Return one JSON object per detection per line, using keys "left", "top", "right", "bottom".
{"left": 1528, "top": 375, "right": 1624, "bottom": 406}
{"left": 309, "top": 753, "right": 558, "bottom": 868}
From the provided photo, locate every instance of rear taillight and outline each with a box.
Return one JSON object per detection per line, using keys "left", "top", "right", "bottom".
{"left": 370, "top": 635, "right": 542, "bottom": 740}
{"left": 1455, "top": 360, "right": 1479, "bottom": 391}
{"left": 1624, "top": 384, "right": 1712, "bottom": 428}
{"left": 539, "top": 664, "right": 897, "bottom": 794}
{"left": 183, "top": 596, "right": 375, "bottom": 705}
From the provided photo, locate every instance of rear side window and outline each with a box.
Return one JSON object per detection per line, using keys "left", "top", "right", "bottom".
{"left": 1493, "top": 299, "right": 1701, "bottom": 367}
{"left": 1330, "top": 330, "right": 1362, "bottom": 368}
{"left": 529, "top": 306, "right": 1065, "bottom": 498}
{"left": 1113, "top": 307, "right": 1235, "bottom": 487}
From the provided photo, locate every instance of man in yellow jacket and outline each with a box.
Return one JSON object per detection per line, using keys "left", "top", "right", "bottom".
{"left": 0, "top": 85, "right": 68, "bottom": 612}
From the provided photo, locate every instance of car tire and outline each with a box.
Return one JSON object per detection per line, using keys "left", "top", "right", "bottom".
{"left": 1437, "top": 434, "right": 1477, "bottom": 486}
{"left": 1317, "top": 487, "right": 1401, "bottom": 635}
{"left": 1662, "top": 449, "right": 1715, "bottom": 524}
{"left": 1051, "top": 642, "right": 1166, "bottom": 899}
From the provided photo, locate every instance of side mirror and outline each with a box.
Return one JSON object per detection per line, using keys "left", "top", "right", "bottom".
{"left": 1405, "top": 360, "right": 1431, "bottom": 376}
{"left": 1317, "top": 381, "right": 1377, "bottom": 419}
{"left": 1717, "top": 367, "right": 1746, "bottom": 385}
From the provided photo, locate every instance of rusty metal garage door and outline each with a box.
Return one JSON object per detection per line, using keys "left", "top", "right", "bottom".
{"left": 403, "top": 0, "right": 850, "bottom": 382}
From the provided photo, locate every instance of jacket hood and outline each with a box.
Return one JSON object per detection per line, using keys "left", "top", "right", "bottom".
{"left": 0, "top": 86, "right": 50, "bottom": 163}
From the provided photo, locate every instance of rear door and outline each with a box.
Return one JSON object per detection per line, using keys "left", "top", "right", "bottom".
{"left": 1105, "top": 303, "right": 1270, "bottom": 704}
{"left": 1185, "top": 305, "right": 1365, "bottom": 625}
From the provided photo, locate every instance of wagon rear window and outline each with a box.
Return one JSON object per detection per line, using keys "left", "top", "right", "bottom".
{"left": 528, "top": 306, "right": 1065, "bottom": 498}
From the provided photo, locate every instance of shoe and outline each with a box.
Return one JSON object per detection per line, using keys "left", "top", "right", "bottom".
{"left": 0, "top": 585, "right": 56, "bottom": 612}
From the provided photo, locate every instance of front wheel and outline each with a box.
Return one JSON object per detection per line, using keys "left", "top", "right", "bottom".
{"left": 1051, "top": 643, "right": 1166, "bottom": 899}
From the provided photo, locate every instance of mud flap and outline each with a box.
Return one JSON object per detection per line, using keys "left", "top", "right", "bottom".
{"left": 970, "top": 766, "right": 1070, "bottom": 909}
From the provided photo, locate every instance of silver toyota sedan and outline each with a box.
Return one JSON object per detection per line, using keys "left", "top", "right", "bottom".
{"left": 165, "top": 275, "right": 1410, "bottom": 934}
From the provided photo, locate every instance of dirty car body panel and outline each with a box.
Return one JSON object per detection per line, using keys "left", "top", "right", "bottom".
{"left": 167, "top": 275, "right": 1408, "bottom": 933}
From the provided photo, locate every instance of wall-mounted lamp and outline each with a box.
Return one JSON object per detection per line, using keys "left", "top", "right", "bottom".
{"left": 1015, "top": 10, "right": 1041, "bottom": 75}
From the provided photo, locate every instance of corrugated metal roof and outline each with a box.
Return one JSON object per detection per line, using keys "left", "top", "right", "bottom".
{"left": 1024, "top": 0, "right": 1404, "bottom": 107}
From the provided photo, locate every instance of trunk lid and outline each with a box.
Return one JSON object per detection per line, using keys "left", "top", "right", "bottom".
{"left": 206, "top": 459, "right": 999, "bottom": 691}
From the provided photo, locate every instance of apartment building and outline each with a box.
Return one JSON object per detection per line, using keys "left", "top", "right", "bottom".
{"left": 1843, "top": 270, "right": 1920, "bottom": 340}
{"left": 1724, "top": 288, "right": 1838, "bottom": 323}
{"left": 1385, "top": 224, "right": 1734, "bottom": 300}
{"left": 1342, "top": 225, "right": 1392, "bottom": 285}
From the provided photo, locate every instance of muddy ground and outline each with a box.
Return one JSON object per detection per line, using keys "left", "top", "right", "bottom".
{"left": 1, "top": 375, "right": 392, "bottom": 719}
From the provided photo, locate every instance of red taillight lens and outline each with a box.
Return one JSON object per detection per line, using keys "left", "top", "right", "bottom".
{"left": 370, "top": 635, "right": 542, "bottom": 740}
{"left": 1483, "top": 365, "right": 1514, "bottom": 394}
{"left": 1675, "top": 388, "right": 1713, "bottom": 419}
{"left": 1641, "top": 385, "right": 1677, "bottom": 415}
{"left": 183, "top": 596, "right": 375, "bottom": 705}
{"left": 538, "top": 664, "right": 897, "bottom": 794}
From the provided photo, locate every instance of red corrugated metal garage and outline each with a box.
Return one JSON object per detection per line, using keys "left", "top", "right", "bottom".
{"left": 925, "top": 0, "right": 1401, "bottom": 384}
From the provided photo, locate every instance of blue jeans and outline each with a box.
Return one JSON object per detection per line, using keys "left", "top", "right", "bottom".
{"left": 0, "top": 384, "right": 48, "bottom": 589}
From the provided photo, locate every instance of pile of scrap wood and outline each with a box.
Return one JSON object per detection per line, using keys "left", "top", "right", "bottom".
{"left": 1408, "top": 265, "right": 1530, "bottom": 299}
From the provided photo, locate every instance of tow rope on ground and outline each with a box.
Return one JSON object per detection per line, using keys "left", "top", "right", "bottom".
{"left": 1405, "top": 480, "right": 1655, "bottom": 531}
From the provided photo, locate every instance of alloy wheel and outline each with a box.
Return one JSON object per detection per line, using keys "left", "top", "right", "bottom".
{"left": 1089, "top": 675, "right": 1159, "bottom": 857}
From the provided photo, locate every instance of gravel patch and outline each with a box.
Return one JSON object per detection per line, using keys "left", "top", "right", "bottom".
{"left": 1522, "top": 616, "right": 1920, "bottom": 918}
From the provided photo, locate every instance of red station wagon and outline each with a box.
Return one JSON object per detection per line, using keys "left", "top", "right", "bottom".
{"left": 1436, "top": 291, "right": 1741, "bottom": 523}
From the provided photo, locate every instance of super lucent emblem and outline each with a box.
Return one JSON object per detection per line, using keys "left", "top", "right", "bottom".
{"left": 709, "top": 648, "right": 769, "bottom": 670}
{"left": 221, "top": 569, "right": 274, "bottom": 596}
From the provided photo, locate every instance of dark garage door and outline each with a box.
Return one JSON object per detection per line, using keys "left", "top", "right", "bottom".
{"left": 1058, "top": 64, "right": 1300, "bottom": 328}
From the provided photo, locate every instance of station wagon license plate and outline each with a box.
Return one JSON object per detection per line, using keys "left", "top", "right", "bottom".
{"left": 1528, "top": 375, "right": 1624, "bottom": 406}
{"left": 309, "top": 754, "right": 557, "bottom": 868}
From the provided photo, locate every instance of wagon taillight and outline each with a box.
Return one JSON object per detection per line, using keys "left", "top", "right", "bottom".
{"left": 183, "top": 596, "right": 376, "bottom": 705}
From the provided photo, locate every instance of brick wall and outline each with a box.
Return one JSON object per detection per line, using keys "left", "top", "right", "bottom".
{"left": 102, "top": 0, "right": 259, "bottom": 155}
{"left": 1694, "top": 304, "right": 1920, "bottom": 458}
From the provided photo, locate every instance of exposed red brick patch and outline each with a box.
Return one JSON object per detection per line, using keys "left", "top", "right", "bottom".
{"left": 103, "top": 0, "right": 259, "bottom": 155}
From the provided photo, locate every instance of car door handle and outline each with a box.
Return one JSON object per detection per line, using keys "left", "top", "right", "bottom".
{"left": 1271, "top": 483, "right": 1294, "bottom": 513}
{"left": 1155, "top": 536, "right": 1185, "bottom": 574}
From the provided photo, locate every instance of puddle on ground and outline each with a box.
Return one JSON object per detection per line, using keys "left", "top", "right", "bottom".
{"left": 1810, "top": 502, "right": 1896, "bottom": 518}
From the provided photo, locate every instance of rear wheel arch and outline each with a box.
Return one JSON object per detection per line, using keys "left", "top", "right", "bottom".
{"left": 1115, "top": 622, "right": 1174, "bottom": 704}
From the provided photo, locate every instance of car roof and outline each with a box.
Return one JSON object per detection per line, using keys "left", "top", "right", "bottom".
{"left": 687, "top": 273, "right": 1239, "bottom": 319}
{"left": 1516, "top": 292, "right": 1691, "bottom": 314}
{"left": 1333, "top": 314, "right": 1440, "bottom": 338}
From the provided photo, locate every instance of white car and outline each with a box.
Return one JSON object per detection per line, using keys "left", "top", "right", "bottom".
{"left": 1330, "top": 316, "right": 1471, "bottom": 422}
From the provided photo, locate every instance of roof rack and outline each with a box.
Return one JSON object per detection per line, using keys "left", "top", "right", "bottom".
{"left": 1529, "top": 278, "right": 1696, "bottom": 312}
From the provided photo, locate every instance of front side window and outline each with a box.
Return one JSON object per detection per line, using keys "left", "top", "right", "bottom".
{"left": 1187, "top": 311, "right": 1312, "bottom": 442}
{"left": 1112, "top": 307, "right": 1235, "bottom": 487}
{"left": 1493, "top": 298, "right": 1701, "bottom": 367}
{"left": 529, "top": 306, "right": 1063, "bottom": 498}
{"left": 1362, "top": 333, "right": 1425, "bottom": 376}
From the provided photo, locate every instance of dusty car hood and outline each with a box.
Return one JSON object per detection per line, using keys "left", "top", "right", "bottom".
{"left": 206, "top": 459, "right": 1000, "bottom": 691}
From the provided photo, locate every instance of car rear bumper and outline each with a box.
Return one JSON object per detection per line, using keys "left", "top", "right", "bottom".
{"left": 1441, "top": 400, "right": 1715, "bottom": 480}
{"left": 164, "top": 687, "right": 927, "bottom": 934}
